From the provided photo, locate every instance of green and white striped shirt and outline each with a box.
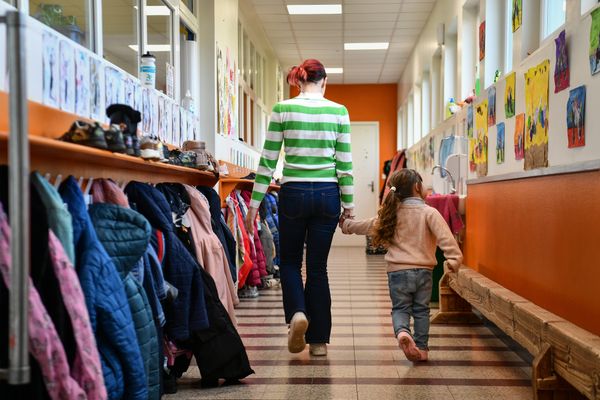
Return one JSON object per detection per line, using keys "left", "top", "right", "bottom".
{"left": 250, "top": 92, "right": 354, "bottom": 209}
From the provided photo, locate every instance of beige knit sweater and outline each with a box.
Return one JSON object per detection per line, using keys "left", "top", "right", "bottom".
{"left": 342, "top": 202, "right": 463, "bottom": 273}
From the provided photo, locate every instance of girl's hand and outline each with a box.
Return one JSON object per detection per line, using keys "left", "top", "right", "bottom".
{"left": 245, "top": 207, "right": 259, "bottom": 236}
{"left": 338, "top": 215, "right": 346, "bottom": 229}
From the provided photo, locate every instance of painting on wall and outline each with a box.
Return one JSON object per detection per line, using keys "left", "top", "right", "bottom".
{"left": 512, "top": 0, "right": 522, "bottom": 32}
{"left": 479, "top": 21, "right": 486, "bottom": 61}
{"left": 524, "top": 59, "right": 550, "bottom": 170}
{"left": 75, "top": 49, "right": 90, "bottom": 118}
{"left": 554, "top": 30, "right": 570, "bottom": 93}
{"left": 566, "top": 85, "right": 586, "bottom": 148}
{"left": 514, "top": 113, "right": 525, "bottom": 160}
{"left": 59, "top": 40, "right": 75, "bottom": 113}
{"left": 467, "top": 105, "right": 474, "bottom": 138}
{"left": 89, "top": 57, "right": 104, "bottom": 121}
{"left": 590, "top": 8, "right": 600, "bottom": 75}
{"left": 472, "top": 99, "right": 488, "bottom": 177}
{"left": 505, "top": 72, "right": 516, "bottom": 118}
{"left": 217, "top": 45, "right": 239, "bottom": 137}
{"left": 497, "top": 122, "right": 505, "bottom": 164}
{"left": 42, "top": 32, "right": 59, "bottom": 108}
{"left": 488, "top": 86, "right": 496, "bottom": 127}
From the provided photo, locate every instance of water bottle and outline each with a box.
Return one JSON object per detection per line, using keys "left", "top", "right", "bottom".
{"left": 140, "top": 52, "right": 156, "bottom": 89}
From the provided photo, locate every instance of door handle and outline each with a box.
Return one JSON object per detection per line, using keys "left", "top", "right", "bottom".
{"left": 368, "top": 181, "right": 374, "bottom": 193}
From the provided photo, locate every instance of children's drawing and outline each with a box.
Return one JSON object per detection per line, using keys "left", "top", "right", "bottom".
{"left": 172, "top": 104, "right": 180, "bottom": 147}
{"left": 59, "top": 40, "right": 75, "bottom": 113}
{"left": 164, "top": 100, "right": 172, "bottom": 144}
{"left": 554, "top": 30, "right": 569, "bottom": 93}
{"left": 75, "top": 49, "right": 90, "bottom": 117}
{"left": 179, "top": 106, "right": 187, "bottom": 146}
{"left": 505, "top": 72, "right": 516, "bottom": 118}
{"left": 43, "top": 32, "right": 59, "bottom": 108}
{"left": 512, "top": 0, "right": 522, "bottom": 32}
{"left": 158, "top": 95, "right": 165, "bottom": 140}
{"left": 90, "top": 57, "right": 104, "bottom": 121}
{"left": 488, "top": 85, "right": 496, "bottom": 127}
{"left": 514, "top": 113, "right": 525, "bottom": 161}
{"left": 590, "top": 8, "right": 600, "bottom": 75}
{"left": 151, "top": 90, "right": 159, "bottom": 136}
{"left": 142, "top": 88, "right": 152, "bottom": 134}
{"left": 496, "top": 122, "right": 505, "bottom": 164}
{"left": 566, "top": 85, "right": 586, "bottom": 148}
{"left": 467, "top": 105, "right": 474, "bottom": 138}
{"left": 524, "top": 59, "right": 550, "bottom": 170}
{"left": 125, "top": 78, "right": 136, "bottom": 108}
{"left": 105, "top": 67, "right": 123, "bottom": 109}
{"left": 479, "top": 21, "right": 486, "bottom": 61}
{"left": 217, "top": 45, "right": 239, "bottom": 137}
{"left": 470, "top": 99, "right": 488, "bottom": 177}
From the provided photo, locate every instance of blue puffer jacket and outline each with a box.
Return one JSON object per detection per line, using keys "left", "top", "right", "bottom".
{"left": 89, "top": 204, "right": 160, "bottom": 400}
{"left": 59, "top": 177, "right": 147, "bottom": 400}
{"left": 125, "top": 182, "right": 209, "bottom": 343}
{"left": 262, "top": 193, "right": 280, "bottom": 266}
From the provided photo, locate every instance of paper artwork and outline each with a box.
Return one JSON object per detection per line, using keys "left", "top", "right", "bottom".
{"left": 590, "top": 8, "right": 600, "bottom": 75}
{"left": 158, "top": 95, "right": 165, "bottom": 140}
{"left": 172, "top": 104, "right": 180, "bottom": 147}
{"left": 59, "top": 40, "right": 75, "bottom": 113}
{"left": 42, "top": 32, "right": 60, "bottom": 108}
{"left": 75, "top": 49, "right": 90, "bottom": 118}
{"left": 554, "top": 30, "right": 569, "bottom": 93}
{"left": 164, "top": 100, "right": 172, "bottom": 145}
{"left": 151, "top": 90, "right": 159, "bottom": 137}
{"left": 505, "top": 72, "right": 516, "bottom": 118}
{"left": 105, "top": 66, "right": 123, "bottom": 110}
{"left": 179, "top": 107, "right": 187, "bottom": 146}
{"left": 512, "top": 0, "right": 522, "bottom": 32}
{"left": 470, "top": 99, "right": 489, "bottom": 177}
{"left": 217, "top": 46, "right": 239, "bottom": 137}
{"left": 514, "top": 113, "right": 525, "bottom": 161}
{"left": 142, "top": 88, "right": 152, "bottom": 134}
{"left": 566, "top": 85, "right": 586, "bottom": 148}
{"left": 479, "top": 21, "right": 486, "bottom": 61}
{"left": 488, "top": 86, "right": 496, "bottom": 127}
{"left": 496, "top": 122, "right": 505, "bottom": 164}
{"left": 125, "top": 78, "right": 136, "bottom": 108}
{"left": 90, "top": 57, "right": 104, "bottom": 121}
{"left": 524, "top": 59, "right": 550, "bottom": 170}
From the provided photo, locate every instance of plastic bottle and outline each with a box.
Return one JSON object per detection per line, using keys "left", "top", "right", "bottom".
{"left": 140, "top": 52, "right": 156, "bottom": 89}
{"left": 181, "top": 90, "right": 195, "bottom": 115}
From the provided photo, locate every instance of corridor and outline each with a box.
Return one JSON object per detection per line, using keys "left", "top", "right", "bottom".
{"left": 168, "top": 247, "right": 533, "bottom": 400}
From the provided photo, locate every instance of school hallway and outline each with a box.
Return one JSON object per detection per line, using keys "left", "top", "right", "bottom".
{"left": 167, "top": 247, "right": 532, "bottom": 400}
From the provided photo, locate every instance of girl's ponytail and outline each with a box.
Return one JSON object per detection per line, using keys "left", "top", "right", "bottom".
{"left": 287, "top": 59, "right": 326, "bottom": 88}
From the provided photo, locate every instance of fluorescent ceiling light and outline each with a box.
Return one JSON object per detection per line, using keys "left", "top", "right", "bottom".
{"left": 344, "top": 42, "right": 389, "bottom": 50}
{"left": 129, "top": 45, "right": 171, "bottom": 52}
{"left": 133, "top": 5, "right": 171, "bottom": 16}
{"left": 287, "top": 4, "right": 342, "bottom": 15}
{"left": 326, "top": 68, "right": 343, "bottom": 74}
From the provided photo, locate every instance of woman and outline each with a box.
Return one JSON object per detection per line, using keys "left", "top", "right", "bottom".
{"left": 245, "top": 59, "right": 354, "bottom": 356}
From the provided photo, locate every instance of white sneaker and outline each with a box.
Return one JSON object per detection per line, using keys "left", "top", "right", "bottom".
{"left": 288, "top": 312, "right": 309, "bottom": 353}
{"left": 309, "top": 343, "right": 327, "bottom": 356}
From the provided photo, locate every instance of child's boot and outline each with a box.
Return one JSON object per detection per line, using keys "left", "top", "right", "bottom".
{"left": 397, "top": 331, "right": 421, "bottom": 362}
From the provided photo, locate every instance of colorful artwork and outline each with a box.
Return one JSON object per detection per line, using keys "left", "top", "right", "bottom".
{"left": 567, "top": 85, "right": 586, "bottom": 148}
{"left": 172, "top": 103, "right": 180, "bottom": 147}
{"left": 467, "top": 105, "right": 474, "bottom": 138}
{"left": 217, "top": 45, "right": 239, "bottom": 137}
{"left": 514, "top": 113, "right": 525, "bottom": 160}
{"left": 75, "top": 49, "right": 90, "bottom": 118}
{"left": 151, "top": 91, "right": 159, "bottom": 137}
{"left": 479, "top": 21, "right": 486, "bottom": 61}
{"left": 89, "top": 57, "right": 104, "bottom": 121}
{"left": 512, "top": 0, "right": 522, "bottom": 32}
{"left": 59, "top": 40, "right": 75, "bottom": 113}
{"left": 104, "top": 66, "right": 122, "bottom": 109}
{"left": 141, "top": 88, "right": 151, "bottom": 134}
{"left": 164, "top": 100, "right": 172, "bottom": 145}
{"left": 125, "top": 78, "right": 136, "bottom": 108}
{"left": 488, "top": 86, "right": 496, "bottom": 127}
{"left": 496, "top": 122, "right": 505, "bottom": 164}
{"left": 554, "top": 30, "right": 569, "bottom": 93}
{"left": 158, "top": 95, "right": 165, "bottom": 140}
{"left": 470, "top": 99, "right": 489, "bottom": 177}
{"left": 591, "top": 8, "right": 600, "bottom": 75}
{"left": 42, "top": 32, "right": 59, "bottom": 108}
{"left": 524, "top": 59, "right": 550, "bottom": 170}
{"left": 505, "top": 72, "right": 516, "bottom": 118}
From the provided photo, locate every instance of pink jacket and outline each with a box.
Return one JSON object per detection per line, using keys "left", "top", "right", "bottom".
{"left": 184, "top": 185, "right": 239, "bottom": 324}
{"left": 241, "top": 190, "right": 268, "bottom": 279}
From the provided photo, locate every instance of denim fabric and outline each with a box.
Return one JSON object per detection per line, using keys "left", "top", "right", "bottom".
{"left": 279, "top": 182, "right": 340, "bottom": 343}
{"left": 388, "top": 268, "right": 433, "bottom": 350}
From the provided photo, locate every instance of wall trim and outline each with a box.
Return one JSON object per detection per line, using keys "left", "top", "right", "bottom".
{"left": 467, "top": 159, "right": 600, "bottom": 185}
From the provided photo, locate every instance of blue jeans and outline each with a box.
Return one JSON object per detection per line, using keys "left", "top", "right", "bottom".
{"left": 278, "top": 182, "right": 340, "bottom": 343}
{"left": 388, "top": 268, "right": 433, "bottom": 350}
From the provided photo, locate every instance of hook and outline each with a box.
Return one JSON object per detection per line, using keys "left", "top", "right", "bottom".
{"left": 53, "top": 174, "right": 63, "bottom": 189}
{"left": 78, "top": 176, "right": 84, "bottom": 188}
{"left": 44, "top": 172, "right": 51, "bottom": 182}
{"left": 84, "top": 177, "right": 94, "bottom": 196}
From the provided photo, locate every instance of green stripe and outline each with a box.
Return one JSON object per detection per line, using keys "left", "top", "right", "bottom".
{"left": 338, "top": 176, "right": 353, "bottom": 186}
{"left": 282, "top": 121, "right": 340, "bottom": 132}
{"left": 339, "top": 124, "right": 351, "bottom": 134}
{"left": 259, "top": 157, "right": 278, "bottom": 169}
{"left": 278, "top": 104, "right": 347, "bottom": 116}
{"left": 268, "top": 121, "right": 283, "bottom": 132}
{"left": 282, "top": 168, "right": 337, "bottom": 178}
{"left": 341, "top": 194, "right": 353, "bottom": 203}
{"left": 264, "top": 140, "right": 283, "bottom": 151}
{"left": 285, "top": 155, "right": 334, "bottom": 165}
{"left": 336, "top": 161, "right": 352, "bottom": 170}
{"left": 284, "top": 138, "right": 336, "bottom": 148}
{"left": 251, "top": 191, "right": 265, "bottom": 202}
{"left": 336, "top": 142, "right": 351, "bottom": 152}
{"left": 255, "top": 174, "right": 271, "bottom": 185}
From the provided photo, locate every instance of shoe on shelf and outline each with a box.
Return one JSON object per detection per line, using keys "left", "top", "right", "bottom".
{"left": 104, "top": 124, "right": 127, "bottom": 153}
{"left": 140, "top": 135, "right": 163, "bottom": 161}
{"left": 123, "top": 132, "right": 141, "bottom": 157}
{"left": 309, "top": 343, "right": 327, "bottom": 356}
{"left": 397, "top": 331, "right": 421, "bottom": 362}
{"left": 288, "top": 312, "right": 309, "bottom": 353}
{"left": 60, "top": 120, "right": 108, "bottom": 150}
{"left": 106, "top": 104, "right": 141, "bottom": 156}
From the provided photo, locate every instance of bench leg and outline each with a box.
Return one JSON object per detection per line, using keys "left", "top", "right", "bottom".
{"left": 532, "top": 343, "right": 587, "bottom": 400}
{"left": 431, "top": 273, "right": 482, "bottom": 324}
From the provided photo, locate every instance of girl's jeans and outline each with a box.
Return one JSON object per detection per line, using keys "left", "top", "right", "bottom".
{"left": 387, "top": 268, "right": 433, "bottom": 350}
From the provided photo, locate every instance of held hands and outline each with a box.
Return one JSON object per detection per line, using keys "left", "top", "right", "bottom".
{"left": 339, "top": 208, "right": 355, "bottom": 229}
{"left": 245, "top": 207, "right": 259, "bottom": 237}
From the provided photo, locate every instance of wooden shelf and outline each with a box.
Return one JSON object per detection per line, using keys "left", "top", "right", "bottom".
{"left": 218, "top": 176, "right": 280, "bottom": 207}
{"left": 0, "top": 132, "right": 219, "bottom": 186}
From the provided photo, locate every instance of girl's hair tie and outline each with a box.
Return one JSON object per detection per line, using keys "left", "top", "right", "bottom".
{"left": 390, "top": 186, "right": 396, "bottom": 192}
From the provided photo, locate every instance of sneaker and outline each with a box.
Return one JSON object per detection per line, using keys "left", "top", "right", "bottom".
{"left": 106, "top": 104, "right": 142, "bottom": 156}
{"left": 417, "top": 349, "right": 428, "bottom": 362}
{"left": 123, "top": 132, "right": 141, "bottom": 157}
{"left": 249, "top": 286, "right": 259, "bottom": 298}
{"left": 288, "top": 312, "right": 309, "bottom": 353}
{"left": 60, "top": 120, "right": 108, "bottom": 150}
{"left": 104, "top": 124, "right": 127, "bottom": 153}
{"left": 397, "top": 331, "right": 421, "bottom": 362}
{"left": 309, "top": 343, "right": 327, "bottom": 356}
{"left": 140, "top": 135, "right": 163, "bottom": 160}
{"left": 238, "top": 286, "right": 256, "bottom": 299}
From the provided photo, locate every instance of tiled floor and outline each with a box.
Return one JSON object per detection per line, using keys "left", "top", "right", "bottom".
{"left": 167, "top": 247, "right": 533, "bottom": 399}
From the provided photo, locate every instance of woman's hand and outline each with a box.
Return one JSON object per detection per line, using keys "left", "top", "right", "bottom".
{"left": 245, "top": 207, "right": 259, "bottom": 236}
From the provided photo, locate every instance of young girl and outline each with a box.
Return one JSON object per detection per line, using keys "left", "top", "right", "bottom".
{"left": 340, "top": 169, "right": 462, "bottom": 362}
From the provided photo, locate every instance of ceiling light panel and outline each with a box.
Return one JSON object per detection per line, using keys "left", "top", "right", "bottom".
{"left": 326, "top": 68, "right": 344, "bottom": 74}
{"left": 287, "top": 4, "right": 342, "bottom": 15}
{"left": 344, "top": 42, "right": 389, "bottom": 50}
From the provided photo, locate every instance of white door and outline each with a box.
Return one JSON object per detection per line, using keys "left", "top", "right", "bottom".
{"left": 332, "top": 122, "right": 380, "bottom": 247}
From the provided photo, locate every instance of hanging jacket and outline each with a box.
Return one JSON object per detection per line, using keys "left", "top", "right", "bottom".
{"left": 184, "top": 185, "right": 239, "bottom": 323}
{"left": 59, "top": 176, "right": 146, "bottom": 400}
{"left": 91, "top": 179, "right": 129, "bottom": 206}
{"left": 236, "top": 192, "right": 262, "bottom": 286}
{"left": 125, "top": 182, "right": 209, "bottom": 343}
{"left": 261, "top": 193, "right": 280, "bottom": 266}
{"left": 89, "top": 204, "right": 160, "bottom": 400}
{"left": 226, "top": 195, "right": 253, "bottom": 288}
{"left": 196, "top": 186, "right": 237, "bottom": 283}
{"left": 0, "top": 204, "right": 86, "bottom": 400}
{"left": 241, "top": 190, "right": 268, "bottom": 279}
{"left": 259, "top": 220, "right": 275, "bottom": 275}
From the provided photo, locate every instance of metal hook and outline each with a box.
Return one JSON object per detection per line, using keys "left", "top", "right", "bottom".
{"left": 53, "top": 174, "right": 63, "bottom": 189}
{"left": 84, "top": 177, "right": 94, "bottom": 196}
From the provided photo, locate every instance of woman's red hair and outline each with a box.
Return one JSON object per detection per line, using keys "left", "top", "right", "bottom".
{"left": 287, "top": 59, "right": 327, "bottom": 87}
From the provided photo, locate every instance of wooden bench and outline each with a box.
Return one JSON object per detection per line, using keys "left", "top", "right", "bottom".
{"left": 432, "top": 268, "right": 600, "bottom": 400}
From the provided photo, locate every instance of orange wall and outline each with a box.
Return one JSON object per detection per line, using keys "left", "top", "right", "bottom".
{"left": 464, "top": 170, "right": 600, "bottom": 336}
{"left": 290, "top": 84, "right": 398, "bottom": 187}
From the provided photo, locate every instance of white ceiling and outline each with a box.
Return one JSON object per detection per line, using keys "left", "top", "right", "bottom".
{"left": 248, "top": 0, "right": 436, "bottom": 84}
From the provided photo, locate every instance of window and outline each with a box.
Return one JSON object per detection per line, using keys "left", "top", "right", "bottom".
{"left": 103, "top": 0, "right": 139, "bottom": 77}
{"left": 413, "top": 84, "right": 421, "bottom": 142}
{"left": 461, "top": 1, "right": 478, "bottom": 100}
{"left": 582, "top": 0, "right": 600, "bottom": 15}
{"left": 179, "top": 23, "right": 198, "bottom": 108}
{"left": 431, "top": 49, "right": 442, "bottom": 128}
{"left": 146, "top": 0, "right": 174, "bottom": 94}
{"left": 443, "top": 29, "right": 457, "bottom": 116}
{"left": 421, "top": 72, "right": 431, "bottom": 137}
{"left": 181, "top": 0, "right": 193, "bottom": 15}
{"left": 31, "top": 0, "right": 91, "bottom": 48}
{"left": 504, "top": 0, "right": 513, "bottom": 73}
{"left": 542, "top": 0, "right": 566, "bottom": 39}
{"left": 407, "top": 94, "right": 414, "bottom": 148}
{"left": 397, "top": 108, "right": 403, "bottom": 149}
